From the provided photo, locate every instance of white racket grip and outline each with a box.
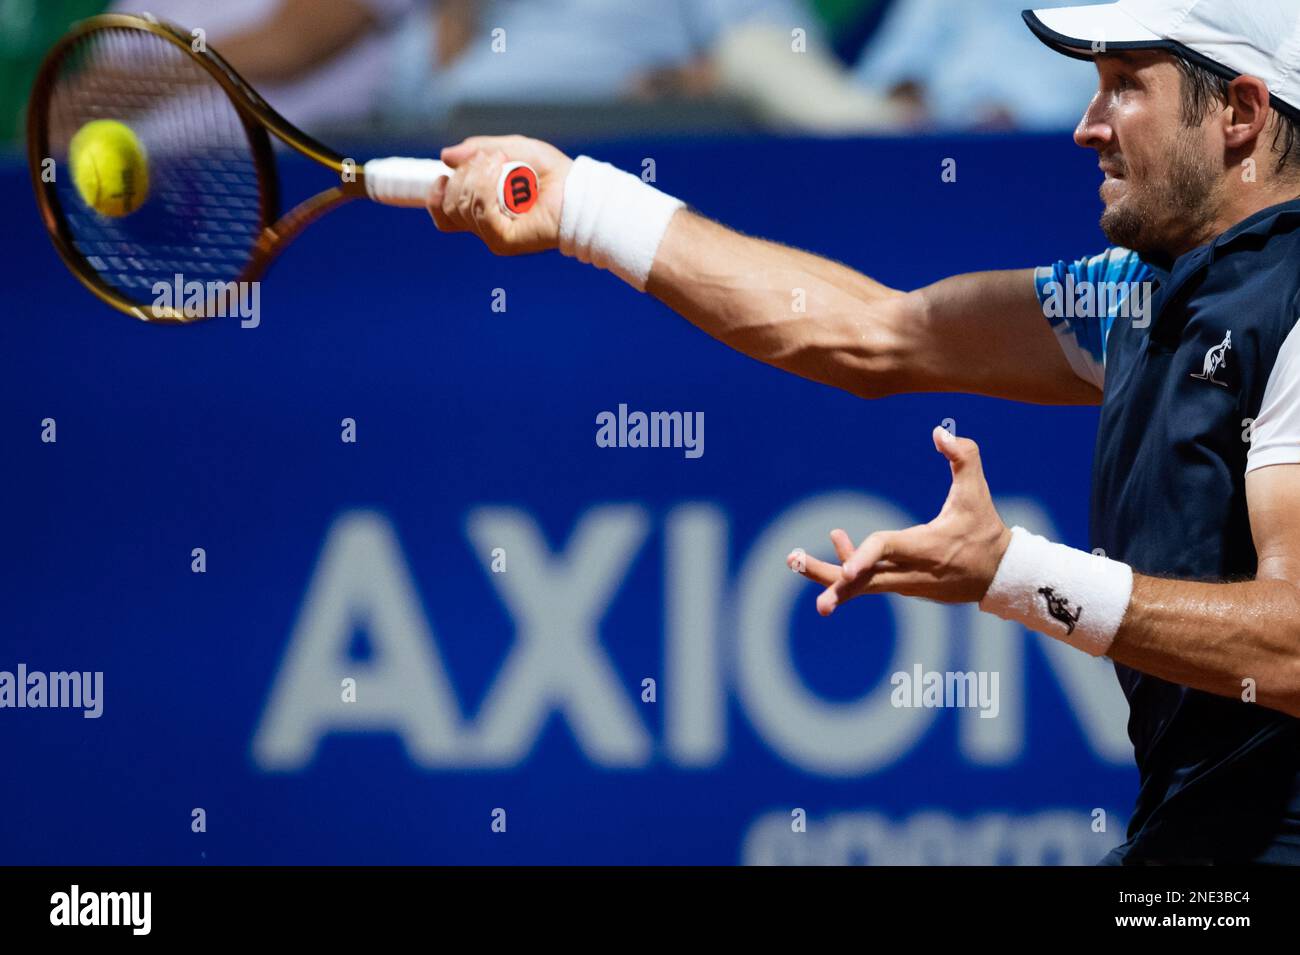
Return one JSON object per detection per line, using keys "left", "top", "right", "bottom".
{"left": 363, "top": 157, "right": 541, "bottom": 216}
{"left": 363, "top": 158, "right": 451, "bottom": 207}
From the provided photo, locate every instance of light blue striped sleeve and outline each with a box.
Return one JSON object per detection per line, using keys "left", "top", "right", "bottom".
{"left": 1033, "top": 248, "right": 1153, "bottom": 389}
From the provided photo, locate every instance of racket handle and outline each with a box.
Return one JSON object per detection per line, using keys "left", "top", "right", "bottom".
{"left": 362, "top": 157, "right": 539, "bottom": 217}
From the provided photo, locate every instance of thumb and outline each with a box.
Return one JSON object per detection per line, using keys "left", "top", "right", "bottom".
{"left": 440, "top": 140, "right": 481, "bottom": 168}
{"left": 932, "top": 426, "right": 984, "bottom": 484}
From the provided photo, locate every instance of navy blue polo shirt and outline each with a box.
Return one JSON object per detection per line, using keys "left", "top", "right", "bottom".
{"left": 1035, "top": 198, "right": 1300, "bottom": 864}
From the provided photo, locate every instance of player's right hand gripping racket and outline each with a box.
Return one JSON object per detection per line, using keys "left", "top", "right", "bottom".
{"left": 26, "top": 13, "right": 540, "bottom": 323}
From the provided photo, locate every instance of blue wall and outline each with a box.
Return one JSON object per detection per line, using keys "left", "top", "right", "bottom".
{"left": 0, "top": 133, "right": 1136, "bottom": 864}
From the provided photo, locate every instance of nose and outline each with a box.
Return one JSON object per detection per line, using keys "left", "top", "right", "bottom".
{"left": 1073, "top": 89, "right": 1113, "bottom": 151}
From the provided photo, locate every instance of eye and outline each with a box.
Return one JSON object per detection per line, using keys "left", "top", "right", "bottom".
{"left": 1115, "top": 73, "right": 1134, "bottom": 92}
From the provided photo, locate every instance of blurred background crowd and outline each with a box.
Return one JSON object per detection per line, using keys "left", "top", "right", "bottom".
{"left": 1, "top": 0, "right": 1104, "bottom": 146}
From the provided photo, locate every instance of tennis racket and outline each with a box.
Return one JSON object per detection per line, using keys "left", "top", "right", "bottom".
{"left": 26, "top": 12, "right": 540, "bottom": 324}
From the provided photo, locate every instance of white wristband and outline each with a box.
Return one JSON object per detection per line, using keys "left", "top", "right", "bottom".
{"left": 558, "top": 155, "right": 685, "bottom": 291}
{"left": 978, "top": 526, "right": 1133, "bottom": 656}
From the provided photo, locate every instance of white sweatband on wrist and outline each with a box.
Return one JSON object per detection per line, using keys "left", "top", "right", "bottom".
{"left": 978, "top": 526, "right": 1133, "bottom": 657}
{"left": 559, "top": 155, "right": 685, "bottom": 291}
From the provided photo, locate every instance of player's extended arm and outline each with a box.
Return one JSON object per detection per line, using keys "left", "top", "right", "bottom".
{"left": 648, "top": 212, "right": 1097, "bottom": 405}
{"left": 1106, "top": 464, "right": 1300, "bottom": 717}
{"left": 428, "top": 136, "right": 1100, "bottom": 407}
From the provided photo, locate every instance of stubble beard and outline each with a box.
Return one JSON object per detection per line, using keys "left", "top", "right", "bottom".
{"left": 1099, "top": 127, "right": 1221, "bottom": 261}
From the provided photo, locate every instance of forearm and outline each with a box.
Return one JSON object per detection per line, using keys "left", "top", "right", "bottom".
{"left": 644, "top": 213, "right": 1098, "bottom": 405}
{"left": 645, "top": 210, "right": 912, "bottom": 399}
{"left": 1110, "top": 574, "right": 1300, "bottom": 717}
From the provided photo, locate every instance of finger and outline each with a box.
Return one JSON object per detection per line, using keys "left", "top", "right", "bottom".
{"left": 454, "top": 155, "right": 487, "bottom": 225}
{"left": 439, "top": 163, "right": 463, "bottom": 226}
{"left": 441, "top": 135, "right": 530, "bottom": 167}
{"left": 469, "top": 151, "right": 512, "bottom": 238}
{"left": 428, "top": 175, "right": 447, "bottom": 209}
{"left": 842, "top": 530, "right": 898, "bottom": 582}
{"left": 816, "top": 580, "right": 857, "bottom": 616}
{"left": 429, "top": 173, "right": 465, "bottom": 232}
{"left": 440, "top": 139, "right": 494, "bottom": 166}
{"left": 444, "top": 157, "right": 484, "bottom": 229}
{"left": 819, "top": 559, "right": 924, "bottom": 614}
{"left": 850, "top": 569, "right": 938, "bottom": 598}
{"left": 830, "top": 528, "right": 854, "bottom": 563}
{"left": 787, "top": 549, "right": 841, "bottom": 587}
{"left": 428, "top": 202, "right": 455, "bottom": 232}
{"left": 819, "top": 560, "right": 877, "bottom": 615}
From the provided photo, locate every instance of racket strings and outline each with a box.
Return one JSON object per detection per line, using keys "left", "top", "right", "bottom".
{"left": 45, "top": 27, "right": 266, "bottom": 301}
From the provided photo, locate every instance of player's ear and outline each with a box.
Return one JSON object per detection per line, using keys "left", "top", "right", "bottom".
{"left": 1223, "top": 75, "right": 1271, "bottom": 151}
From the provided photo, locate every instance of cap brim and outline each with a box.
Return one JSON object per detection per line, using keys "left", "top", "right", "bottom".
{"left": 1023, "top": 4, "right": 1163, "bottom": 61}
{"left": 1023, "top": 4, "right": 1300, "bottom": 124}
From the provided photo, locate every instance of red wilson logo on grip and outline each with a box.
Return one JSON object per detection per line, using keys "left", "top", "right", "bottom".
{"left": 501, "top": 166, "right": 538, "bottom": 215}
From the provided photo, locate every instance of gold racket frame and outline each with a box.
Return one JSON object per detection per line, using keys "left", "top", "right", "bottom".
{"left": 27, "top": 13, "right": 374, "bottom": 323}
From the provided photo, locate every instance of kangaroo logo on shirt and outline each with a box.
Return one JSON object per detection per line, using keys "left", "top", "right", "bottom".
{"left": 1191, "top": 330, "right": 1232, "bottom": 387}
{"left": 1038, "top": 586, "right": 1082, "bottom": 635}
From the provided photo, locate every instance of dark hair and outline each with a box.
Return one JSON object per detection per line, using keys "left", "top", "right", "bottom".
{"left": 1174, "top": 55, "right": 1300, "bottom": 175}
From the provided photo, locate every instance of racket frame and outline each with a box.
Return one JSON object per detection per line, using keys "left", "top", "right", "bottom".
{"left": 28, "top": 13, "right": 381, "bottom": 323}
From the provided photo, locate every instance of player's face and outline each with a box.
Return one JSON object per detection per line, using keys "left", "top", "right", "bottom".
{"left": 1075, "top": 51, "right": 1222, "bottom": 261}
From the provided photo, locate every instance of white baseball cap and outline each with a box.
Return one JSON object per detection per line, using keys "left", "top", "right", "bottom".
{"left": 1023, "top": 0, "right": 1300, "bottom": 122}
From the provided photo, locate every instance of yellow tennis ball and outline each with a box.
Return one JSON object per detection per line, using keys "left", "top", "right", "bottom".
{"left": 69, "top": 119, "right": 150, "bottom": 218}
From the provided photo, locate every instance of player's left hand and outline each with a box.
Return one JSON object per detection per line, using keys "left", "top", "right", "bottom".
{"left": 788, "top": 427, "right": 1013, "bottom": 614}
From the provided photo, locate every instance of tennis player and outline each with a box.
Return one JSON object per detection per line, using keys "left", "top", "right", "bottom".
{"left": 431, "top": 0, "right": 1300, "bottom": 865}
